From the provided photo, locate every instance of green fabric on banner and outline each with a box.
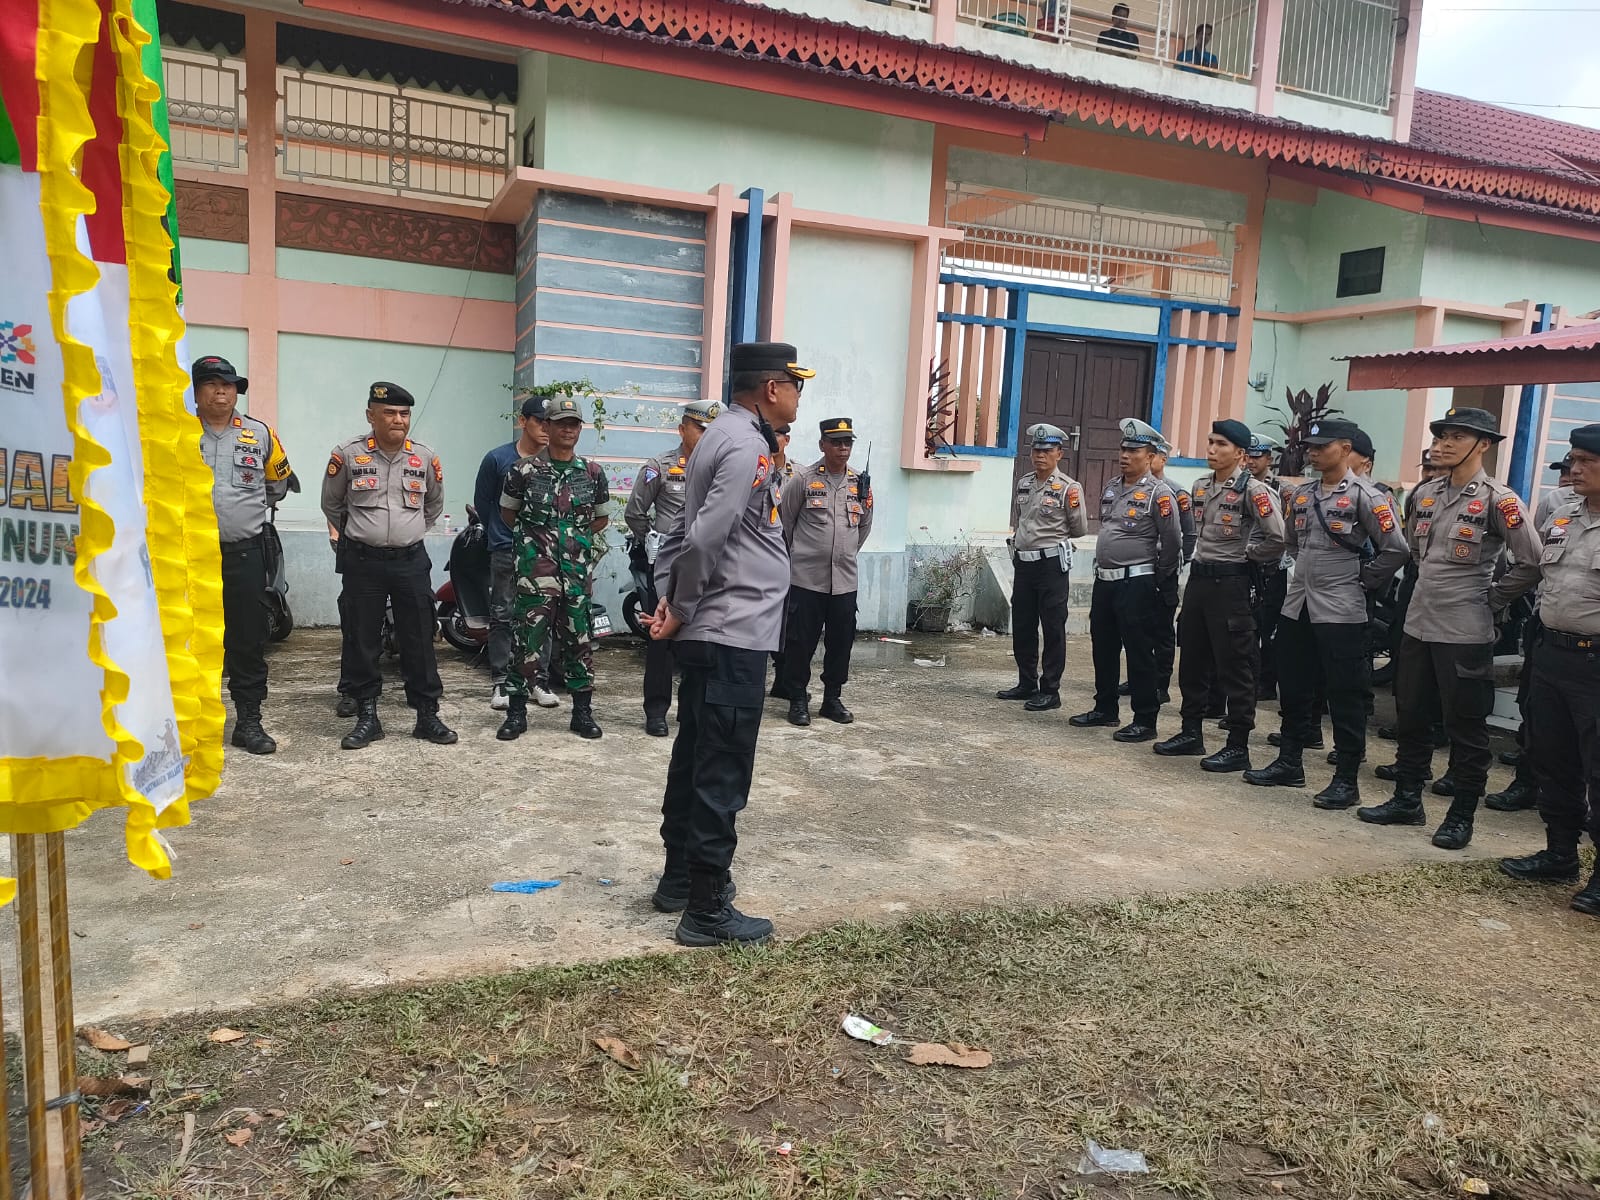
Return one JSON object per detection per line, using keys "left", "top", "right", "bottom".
{"left": 132, "top": 0, "right": 182, "bottom": 290}
{"left": 0, "top": 93, "right": 18, "bottom": 167}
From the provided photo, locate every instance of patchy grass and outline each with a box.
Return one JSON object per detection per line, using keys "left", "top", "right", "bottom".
{"left": 80, "top": 859, "right": 1600, "bottom": 1200}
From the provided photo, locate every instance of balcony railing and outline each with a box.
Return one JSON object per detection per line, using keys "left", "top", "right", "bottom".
{"left": 1275, "top": 0, "right": 1399, "bottom": 112}
{"left": 163, "top": 50, "right": 246, "bottom": 173}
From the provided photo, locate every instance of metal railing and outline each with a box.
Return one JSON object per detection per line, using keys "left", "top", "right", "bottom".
{"left": 943, "top": 184, "right": 1236, "bottom": 303}
{"left": 162, "top": 50, "right": 246, "bottom": 172}
{"left": 955, "top": 0, "right": 1258, "bottom": 82}
{"left": 1276, "top": 0, "right": 1398, "bottom": 111}
{"left": 863, "top": 0, "right": 932, "bottom": 11}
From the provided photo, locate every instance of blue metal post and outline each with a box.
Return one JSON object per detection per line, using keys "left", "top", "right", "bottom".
{"left": 1508, "top": 301, "right": 1554, "bottom": 498}
{"left": 996, "top": 288, "right": 1029, "bottom": 453}
{"left": 730, "top": 187, "right": 764, "bottom": 346}
{"left": 1150, "top": 301, "right": 1172, "bottom": 436}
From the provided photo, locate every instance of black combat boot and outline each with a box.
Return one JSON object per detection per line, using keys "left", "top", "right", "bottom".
{"left": 787, "top": 695, "right": 811, "bottom": 727}
{"left": 1244, "top": 746, "right": 1304, "bottom": 787}
{"left": 1313, "top": 774, "right": 1360, "bottom": 810}
{"left": 231, "top": 701, "right": 276, "bottom": 755}
{"left": 495, "top": 695, "right": 528, "bottom": 742}
{"left": 1023, "top": 690, "right": 1061, "bottom": 712}
{"left": 819, "top": 692, "right": 854, "bottom": 724}
{"left": 1485, "top": 767, "right": 1537, "bottom": 812}
{"left": 1430, "top": 795, "right": 1479, "bottom": 850}
{"left": 1499, "top": 840, "right": 1581, "bottom": 884}
{"left": 1154, "top": 721, "right": 1206, "bottom": 757}
{"left": 1431, "top": 772, "right": 1457, "bottom": 797}
{"left": 1572, "top": 866, "right": 1600, "bottom": 917}
{"left": 335, "top": 693, "right": 358, "bottom": 718}
{"left": 1113, "top": 721, "right": 1158, "bottom": 743}
{"left": 1069, "top": 709, "right": 1119, "bottom": 728}
{"left": 413, "top": 705, "right": 458, "bottom": 745}
{"left": 996, "top": 679, "right": 1038, "bottom": 701}
{"left": 675, "top": 869, "right": 773, "bottom": 947}
{"left": 645, "top": 713, "right": 670, "bottom": 737}
{"left": 569, "top": 692, "right": 602, "bottom": 739}
{"left": 1201, "top": 737, "right": 1251, "bottom": 774}
{"left": 1357, "top": 785, "right": 1427, "bottom": 826}
{"left": 1375, "top": 761, "right": 1433, "bottom": 783}
{"left": 341, "top": 699, "right": 384, "bottom": 750}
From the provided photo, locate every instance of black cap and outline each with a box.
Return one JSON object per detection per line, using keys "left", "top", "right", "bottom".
{"left": 1547, "top": 454, "right": 1572, "bottom": 472}
{"left": 1420, "top": 449, "right": 1433, "bottom": 468}
{"left": 729, "top": 342, "right": 815, "bottom": 380}
{"left": 368, "top": 382, "right": 414, "bottom": 407}
{"left": 192, "top": 355, "right": 248, "bottom": 394}
{"left": 1302, "top": 418, "right": 1360, "bottom": 447}
{"left": 819, "top": 417, "right": 856, "bottom": 441}
{"left": 1429, "top": 406, "right": 1504, "bottom": 442}
{"left": 1211, "top": 419, "right": 1252, "bottom": 450}
{"left": 1349, "top": 429, "right": 1375, "bottom": 459}
{"left": 520, "top": 396, "right": 546, "bottom": 420}
{"left": 1571, "top": 424, "right": 1600, "bottom": 455}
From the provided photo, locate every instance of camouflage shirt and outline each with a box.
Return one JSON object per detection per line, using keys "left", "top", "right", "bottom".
{"left": 500, "top": 452, "right": 612, "bottom": 568}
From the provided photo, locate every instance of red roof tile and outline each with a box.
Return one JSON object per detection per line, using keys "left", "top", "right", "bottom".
{"left": 1410, "top": 91, "right": 1600, "bottom": 184}
{"left": 1348, "top": 321, "right": 1600, "bottom": 361}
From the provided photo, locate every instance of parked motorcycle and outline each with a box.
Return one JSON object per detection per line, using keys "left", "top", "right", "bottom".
{"left": 438, "top": 506, "right": 492, "bottom": 656}
{"left": 263, "top": 472, "right": 299, "bottom": 642}
{"left": 620, "top": 534, "right": 656, "bottom": 639}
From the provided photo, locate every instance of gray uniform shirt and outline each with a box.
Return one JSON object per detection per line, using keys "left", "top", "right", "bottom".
{"left": 780, "top": 460, "right": 874, "bottom": 594}
{"left": 1534, "top": 484, "right": 1578, "bottom": 532}
{"left": 1282, "top": 470, "right": 1408, "bottom": 624}
{"left": 320, "top": 434, "right": 444, "bottom": 548}
{"left": 1093, "top": 472, "right": 1182, "bottom": 572}
{"left": 654, "top": 404, "right": 788, "bottom": 652}
{"left": 1190, "top": 469, "right": 1287, "bottom": 564}
{"left": 624, "top": 443, "right": 691, "bottom": 540}
{"left": 1011, "top": 469, "right": 1088, "bottom": 551}
{"left": 200, "top": 413, "right": 291, "bottom": 543}
{"left": 1403, "top": 468, "right": 1542, "bottom": 644}
{"left": 1537, "top": 499, "right": 1600, "bottom": 636}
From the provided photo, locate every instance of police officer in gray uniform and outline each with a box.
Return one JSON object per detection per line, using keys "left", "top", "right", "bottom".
{"left": 321, "top": 382, "right": 457, "bottom": 750}
{"left": 625, "top": 399, "right": 721, "bottom": 736}
{"left": 647, "top": 342, "right": 810, "bottom": 947}
{"left": 1245, "top": 433, "right": 1288, "bottom": 701}
{"left": 1500, "top": 423, "right": 1600, "bottom": 916}
{"left": 1358, "top": 407, "right": 1540, "bottom": 848}
{"left": 998, "top": 424, "right": 1088, "bottom": 712}
{"left": 1244, "top": 419, "right": 1407, "bottom": 806}
{"left": 1141, "top": 439, "right": 1195, "bottom": 703}
{"left": 1071, "top": 418, "right": 1181, "bottom": 742}
{"left": 1153, "top": 419, "right": 1287, "bottom": 771}
{"left": 778, "top": 417, "right": 875, "bottom": 727}
{"left": 194, "top": 355, "right": 293, "bottom": 755}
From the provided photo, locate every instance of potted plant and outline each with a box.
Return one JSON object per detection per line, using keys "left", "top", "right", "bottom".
{"left": 908, "top": 531, "right": 988, "bottom": 632}
{"left": 1264, "top": 382, "right": 1342, "bottom": 478}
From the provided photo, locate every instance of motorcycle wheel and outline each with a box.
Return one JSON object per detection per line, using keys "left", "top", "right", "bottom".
{"left": 440, "top": 603, "right": 480, "bottom": 654}
{"left": 267, "top": 593, "right": 293, "bottom": 642}
{"left": 623, "top": 592, "right": 650, "bottom": 640}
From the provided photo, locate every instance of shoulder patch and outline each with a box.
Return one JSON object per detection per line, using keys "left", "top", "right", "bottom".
{"left": 1372, "top": 500, "right": 1396, "bottom": 533}
{"left": 431, "top": 456, "right": 443, "bottom": 483}
{"left": 641, "top": 466, "right": 658, "bottom": 485}
{"left": 1496, "top": 494, "right": 1523, "bottom": 528}
{"left": 327, "top": 452, "right": 343, "bottom": 477}
{"left": 1068, "top": 484, "right": 1081, "bottom": 509}
{"left": 1252, "top": 489, "right": 1273, "bottom": 518}
{"left": 1177, "top": 491, "right": 1191, "bottom": 512}
{"left": 1157, "top": 494, "right": 1173, "bottom": 519}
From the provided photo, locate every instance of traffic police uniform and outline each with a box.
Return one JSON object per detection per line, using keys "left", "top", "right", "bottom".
{"left": 778, "top": 417, "right": 874, "bottom": 727}
{"left": 653, "top": 342, "right": 812, "bottom": 947}
{"left": 321, "top": 382, "right": 456, "bottom": 749}
{"left": 195, "top": 356, "right": 292, "bottom": 755}
{"left": 1245, "top": 435, "right": 1288, "bottom": 700}
{"left": 1499, "top": 423, "right": 1600, "bottom": 915}
{"left": 1358, "top": 407, "right": 1541, "bottom": 848}
{"left": 998, "top": 424, "right": 1088, "bottom": 711}
{"left": 1072, "top": 418, "right": 1181, "bottom": 741}
{"left": 1153, "top": 419, "right": 1287, "bottom": 771}
{"left": 624, "top": 399, "right": 721, "bottom": 735}
{"left": 1245, "top": 419, "right": 1407, "bottom": 806}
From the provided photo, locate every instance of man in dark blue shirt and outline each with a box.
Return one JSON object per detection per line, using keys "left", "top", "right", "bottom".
{"left": 475, "top": 396, "right": 554, "bottom": 711}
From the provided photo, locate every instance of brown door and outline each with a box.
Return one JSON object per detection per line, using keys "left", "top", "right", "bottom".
{"left": 1017, "top": 334, "right": 1153, "bottom": 526}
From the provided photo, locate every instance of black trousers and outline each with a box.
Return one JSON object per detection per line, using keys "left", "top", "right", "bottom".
{"left": 1090, "top": 574, "right": 1160, "bottom": 721}
{"left": 660, "top": 641, "right": 767, "bottom": 875}
{"left": 1393, "top": 634, "right": 1495, "bottom": 797}
{"left": 781, "top": 586, "right": 857, "bottom": 698}
{"left": 1255, "top": 567, "right": 1288, "bottom": 690}
{"left": 1153, "top": 591, "right": 1178, "bottom": 693}
{"left": 1177, "top": 573, "right": 1258, "bottom": 735}
{"left": 340, "top": 542, "right": 443, "bottom": 710}
{"left": 1274, "top": 612, "right": 1369, "bottom": 772}
{"left": 220, "top": 535, "right": 269, "bottom": 705}
{"left": 1528, "top": 637, "right": 1600, "bottom": 847}
{"left": 1012, "top": 556, "right": 1069, "bottom": 693}
{"left": 644, "top": 637, "right": 676, "bottom": 718}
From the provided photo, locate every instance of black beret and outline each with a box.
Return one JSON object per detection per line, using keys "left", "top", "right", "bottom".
{"left": 729, "top": 342, "right": 815, "bottom": 379}
{"left": 1571, "top": 423, "right": 1600, "bottom": 455}
{"left": 1349, "top": 429, "right": 1375, "bottom": 459}
{"left": 1212, "top": 419, "right": 1252, "bottom": 450}
{"left": 368, "top": 382, "right": 414, "bottom": 407}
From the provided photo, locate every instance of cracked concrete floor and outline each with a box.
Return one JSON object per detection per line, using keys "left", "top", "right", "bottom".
{"left": 4, "top": 627, "right": 1538, "bottom": 1022}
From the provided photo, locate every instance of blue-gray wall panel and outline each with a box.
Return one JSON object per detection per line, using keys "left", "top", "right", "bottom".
{"left": 537, "top": 190, "right": 707, "bottom": 239}
{"left": 528, "top": 359, "right": 701, "bottom": 399}
{"left": 536, "top": 222, "right": 705, "bottom": 272}
{"left": 534, "top": 257, "right": 704, "bottom": 304}
{"left": 536, "top": 290, "right": 704, "bottom": 336}
{"left": 534, "top": 326, "right": 701, "bottom": 369}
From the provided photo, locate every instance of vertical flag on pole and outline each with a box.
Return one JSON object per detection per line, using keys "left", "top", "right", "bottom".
{"left": 0, "top": 0, "right": 225, "bottom": 886}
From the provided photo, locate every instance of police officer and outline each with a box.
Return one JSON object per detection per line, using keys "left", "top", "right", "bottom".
{"left": 498, "top": 396, "right": 611, "bottom": 741}
{"left": 321, "top": 383, "right": 457, "bottom": 749}
{"left": 1072, "top": 418, "right": 1181, "bottom": 741}
{"left": 778, "top": 417, "right": 874, "bottom": 727}
{"left": 1141, "top": 439, "right": 1195, "bottom": 703}
{"left": 1244, "top": 419, "right": 1406, "bottom": 806}
{"left": 1245, "top": 434, "right": 1288, "bottom": 701}
{"left": 647, "top": 342, "right": 809, "bottom": 947}
{"left": 1154, "top": 419, "right": 1287, "bottom": 770}
{"left": 997, "top": 424, "right": 1087, "bottom": 712}
{"left": 1499, "top": 423, "right": 1600, "bottom": 916}
{"left": 194, "top": 355, "right": 292, "bottom": 755}
{"left": 625, "top": 399, "right": 720, "bottom": 736}
{"left": 1358, "top": 407, "right": 1541, "bottom": 848}
{"left": 1533, "top": 455, "right": 1577, "bottom": 528}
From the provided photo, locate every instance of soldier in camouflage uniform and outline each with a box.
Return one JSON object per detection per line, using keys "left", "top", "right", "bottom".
{"left": 498, "top": 396, "right": 612, "bottom": 740}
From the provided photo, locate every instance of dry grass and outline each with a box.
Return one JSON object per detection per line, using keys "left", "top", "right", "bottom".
{"left": 83, "top": 858, "right": 1600, "bottom": 1200}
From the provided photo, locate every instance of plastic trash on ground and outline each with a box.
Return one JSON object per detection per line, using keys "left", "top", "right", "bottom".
{"left": 491, "top": 879, "right": 561, "bottom": 894}
{"left": 912, "top": 656, "right": 947, "bottom": 668}
{"left": 841, "top": 1014, "right": 895, "bottom": 1045}
{"left": 1076, "top": 1139, "right": 1150, "bottom": 1176}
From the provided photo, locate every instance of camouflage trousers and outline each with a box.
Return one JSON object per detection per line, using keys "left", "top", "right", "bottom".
{"left": 507, "top": 561, "right": 595, "bottom": 697}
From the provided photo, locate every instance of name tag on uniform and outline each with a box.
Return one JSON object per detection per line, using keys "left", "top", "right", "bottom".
{"left": 807, "top": 496, "right": 827, "bottom": 509}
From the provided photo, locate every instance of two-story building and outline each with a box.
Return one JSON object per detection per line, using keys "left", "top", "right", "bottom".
{"left": 158, "top": 0, "right": 1600, "bottom": 628}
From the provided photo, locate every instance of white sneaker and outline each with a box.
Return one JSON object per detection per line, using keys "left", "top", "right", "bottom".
{"left": 490, "top": 684, "right": 509, "bottom": 711}
{"left": 531, "top": 684, "right": 560, "bottom": 709}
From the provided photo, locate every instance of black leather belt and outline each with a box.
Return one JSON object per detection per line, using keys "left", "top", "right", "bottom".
{"left": 1544, "top": 629, "right": 1598, "bottom": 652}
{"left": 346, "top": 540, "right": 422, "bottom": 561}
{"left": 220, "top": 532, "right": 264, "bottom": 551}
{"left": 1189, "top": 561, "right": 1250, "bottom": 578}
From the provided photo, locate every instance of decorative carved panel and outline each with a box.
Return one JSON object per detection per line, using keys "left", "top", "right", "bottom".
{"left": 175, "top": 180, "right": 248, "bottom": 243}
{"left": 275, "top": 194, "right": 516, "bottom": 274}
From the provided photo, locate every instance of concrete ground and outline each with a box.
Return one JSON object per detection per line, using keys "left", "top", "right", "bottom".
{"left": 7, "top": 627, "right": 1539, "bottom": 1022}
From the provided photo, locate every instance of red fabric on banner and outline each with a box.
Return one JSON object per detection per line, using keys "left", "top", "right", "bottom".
{"left": 0, "top": 0, "right": 41, "bottom": 170}
{"left": 82, "top": 0, "right": 127, "bottom": 264}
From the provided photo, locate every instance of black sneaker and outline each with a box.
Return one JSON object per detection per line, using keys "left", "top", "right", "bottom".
{"left": 1243, "top": 756, "right": 1305, "bottom": 787}
{"left": 1499, "top": 848, "right": 1581, "bottom": 884}
{"left": 675, "top": 903, "right": 774, "bottom": 947}
{"left": 1201, "top": 745, "right": 1251, "bottom": 773}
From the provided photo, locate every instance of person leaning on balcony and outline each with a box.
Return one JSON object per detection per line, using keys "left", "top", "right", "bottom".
{"left": 1175, "top": 23, "right": 1218, "bottom": 73}
{"left": 1095, "top": 3, "right": 1141, "bottom": 55}
{"left": 1152, "top": 419, "right": 1286, "bottom": 772}
{"left": 1356, "top": 407, "right": 1541, "bottom": 851}
{"left": 997, "top": 424, "right": 1088, "bottom": 713}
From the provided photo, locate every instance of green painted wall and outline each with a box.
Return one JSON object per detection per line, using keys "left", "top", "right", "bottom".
{"left": 275, "top": 248, "right": 514, "bottom": 302}
{"left": 1422, "top": 219, "right": 1600, "bottom": 311}
{"left": 539, "top": 58, "right": 934, "bottom": 225}
{"left": 1257, "top": 189, "right": 1425, "bottom": 315}
{"left": 182, "top": 237, "right": 248, "bottom": 274}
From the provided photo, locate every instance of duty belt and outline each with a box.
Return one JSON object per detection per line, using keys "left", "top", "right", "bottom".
{"left": 1096, "top": 563, "right": 1156, "bottom": 582}
{"left": 1189, "top": 561, "right": 1250, "bottom": 578}
{"left": 1013, "top": 545, "right": 1066, "bottom": 563}
{"left": 219, "top": 531, "right": 264, "bottom": 551}
{"left": 346, "top": 540, "right": 422, "bottom": 561}
{"left": 1544, "top": 628, "right": 1598, "bottom": 652}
